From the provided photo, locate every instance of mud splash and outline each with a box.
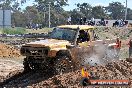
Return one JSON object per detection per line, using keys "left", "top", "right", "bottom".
{"left": 82, "top": 44, "right": 120, "bottom": 66}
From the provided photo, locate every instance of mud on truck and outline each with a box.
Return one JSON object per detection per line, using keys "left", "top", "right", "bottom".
{"left": 20, "top": 25, "right": 121, "bottom": 74}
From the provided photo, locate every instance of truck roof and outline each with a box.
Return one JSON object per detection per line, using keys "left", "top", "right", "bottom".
{"left": 57, "top": 25, "right": 95, "bottom": 30}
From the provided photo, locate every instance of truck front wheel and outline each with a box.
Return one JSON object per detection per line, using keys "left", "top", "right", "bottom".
{"left": 23, "top": 58, "right": 31, "bottom": 72}
{"left": 55, "top": 56, "right": 73, "bottom": 75}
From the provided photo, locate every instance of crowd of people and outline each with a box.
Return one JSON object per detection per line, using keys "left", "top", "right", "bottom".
{"left": 67, "top": 17, "right": 107, "bottom": 26}
{"left": 26, "top": 23, "right": 42, "bottom": 30}
{"left": 112, "top": 19, "right": 128, "bottom": 27}
{"left": 67, "top": 16, "right": 130, "bottom": 28}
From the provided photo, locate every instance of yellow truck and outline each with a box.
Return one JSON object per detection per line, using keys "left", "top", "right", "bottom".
{"left": 20, "top": 25, "right": 120, "bottom": 74}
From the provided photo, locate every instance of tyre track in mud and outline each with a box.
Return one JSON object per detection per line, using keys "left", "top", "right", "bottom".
{"left": 0, "top": 71, "right": 32, "bottom": 87}
{"left": 114, "top": 61, "right": 132, "bottom": 77}
{"left": 1, "top": 69, "right": 56, "bottom": 87}
{"left": 104, "top": 60, "right": 132, "bottom": 79}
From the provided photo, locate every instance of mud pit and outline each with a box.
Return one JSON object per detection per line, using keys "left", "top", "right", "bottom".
{"left": 0, "top": 43, "right": 131, "bottom": 87}
{"left": 29, "top": 60, "right": 132, "bottom": 88}
{"left": 0, "top": 27, "right": 132, "bottom": 87}
{"left": 0, "top": 60, "right": 131, "bottom": 88}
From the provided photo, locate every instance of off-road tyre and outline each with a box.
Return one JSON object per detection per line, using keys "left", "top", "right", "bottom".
{"left": 23, "top": 58, "right": 31, "bottom": 73}
{"left": 55, "top": 55, "right": 73, "bottom": 75}
{"left": 23, "top": 57, "right": 40, "bottom": 72}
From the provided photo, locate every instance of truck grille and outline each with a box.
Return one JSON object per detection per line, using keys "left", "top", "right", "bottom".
{"left": 20, "top": 46, "right": 49, "bottom": 56}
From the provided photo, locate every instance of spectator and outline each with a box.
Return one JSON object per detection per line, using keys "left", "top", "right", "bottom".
{"left": 83, "top": 17, "right": 87, "bottom": 25}
{"left": 79, "top": 18, "right": 83, "bottom": 25}
{"left": 91, "top": 17, "right": 94, "bottom": 22}
{"left": 36, "top": 24, "right": 39, "bottom": 30}
{"left": 128, "top": 39, "right": 132, "bottom": 58}
{"left": 39, "top": 24, "right": 42, "bottom": 29}
{"left": 113, "top": 20, "right": 119, "bottom": 27}
{"left": 115, "top": 38, "right": 121, "bottom": 58}
{"left": 91, "top": 17, "right": 95, "bottom": 26}
{"left": 32, "top": 23, "right": 35, "bottom": 30}
{"left": 67, "top": 16, "right": 71, "bottom": 25}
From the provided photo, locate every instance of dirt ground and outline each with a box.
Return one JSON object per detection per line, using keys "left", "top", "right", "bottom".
{"left": 30, "top": 60, "right": 132, "bottom": 88}
{"left": 0, "top": 60, "right": 132, "bottom": 88}
{"left": 0, "top": 59, "right": 23, "bottom": 83}
{"left": 0, "top": 27, "right": 132, "bottom": 88}
{"left": 0, "top": 43, "right": 21, "bottom": 58}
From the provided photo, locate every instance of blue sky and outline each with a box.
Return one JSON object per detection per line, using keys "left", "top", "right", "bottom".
{"left": 64, "top": 0, "right": 132, "bottom": 10}
{"left": 21, "top": 0, "right": 132, "bottom": 10}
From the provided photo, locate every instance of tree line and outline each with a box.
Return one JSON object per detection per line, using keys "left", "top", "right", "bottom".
{"left": 0, "top": 0, "right": 132, "bottom": 27}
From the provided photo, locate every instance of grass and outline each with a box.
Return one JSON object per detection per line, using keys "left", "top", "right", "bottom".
{"left": 0, "top": 27, "right": 53, "bottom": 34}
{"left": 26, "top": 28, "right": 53, "bottom": 34}
{"left": 1, "top": 27, "right": 26, "bottom": 34}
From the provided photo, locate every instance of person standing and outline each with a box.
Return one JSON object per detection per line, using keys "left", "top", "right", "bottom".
{"left": 67, "top": 16, "right": 71, "bottom": 25}
{"left": 128, "top": 39, "right": 132, "bottom": 58}
{"left": 114, "top": 38, "right": 121, "bottom": 58}
{"left": 79, "top": 18, "right": 83, "bottom": 25}
{"left": 83, "top": 17, "right": 87, "bottom": 25}
{"left": 91, "top": 17, "right": 95, "bottom": 26}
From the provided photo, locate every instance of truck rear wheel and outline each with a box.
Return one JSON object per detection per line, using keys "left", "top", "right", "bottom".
{"left": 55, "top": 56, "right": 73, "bottom": 75}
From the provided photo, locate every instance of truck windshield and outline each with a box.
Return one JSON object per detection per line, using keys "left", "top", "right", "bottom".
{"left": 50, "top": 28, "right": 76, "bottom": 41}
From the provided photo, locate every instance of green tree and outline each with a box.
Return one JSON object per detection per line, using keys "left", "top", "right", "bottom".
{"left": 24, "top": 6, "right": 40, "bottom": 24}
{"left": 127, "top": 8, "right": 132, "bottom": 20}
{"left": 0, "top": 0, "right": 27, "bottom": 10}
{"left": 92, "top": 6, "right": 108, "bottom": 19}
{"left": 76, "top": 3, "right": 92, "bottom": 18}
{"left": 69, "top": 9, "right": 84, "bottom": 24}
{"left": 0, "top": 0, "right": 28, "bottom": 27}
{"left": 12, "top": 11, "right": 26, "bottom": 27}
{"left": 35, "top": 0, "right": 69, "bottom": 27}
{"left": 35, "top": 0, "right": 68, "bottom": 7}
{"left": 107, "top": 2, "right": 125, "bottom": 19}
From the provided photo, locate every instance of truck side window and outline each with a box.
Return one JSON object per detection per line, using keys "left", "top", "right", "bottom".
{"left": 78, "top": 30, "right": 90, "bottom": 43}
